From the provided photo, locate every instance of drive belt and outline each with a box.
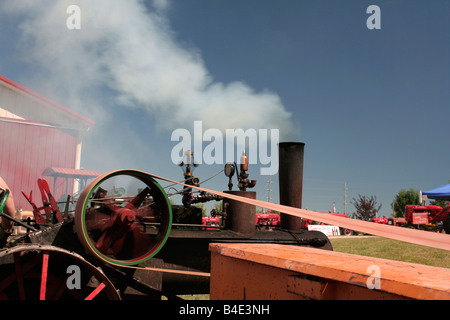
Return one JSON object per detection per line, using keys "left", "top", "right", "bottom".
{"left": 146, "top": 171, "right": 449, "bottom": 251}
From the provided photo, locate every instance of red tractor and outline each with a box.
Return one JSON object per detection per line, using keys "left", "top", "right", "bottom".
{"left": 202, "top": 216, "right": 220, "bottom": 230}
{"left": 370, "top": 216, "right": 390, "bottom": 224}
{"left": 403, "top": 204, "right": 450, "bottom": 233}
{"left": 255, "top": 212, "right": 280, "bottom": 227}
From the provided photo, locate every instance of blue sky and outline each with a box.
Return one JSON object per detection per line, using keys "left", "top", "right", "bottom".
{"left": 0, "top": 1, "right": 448, "bottom": 217}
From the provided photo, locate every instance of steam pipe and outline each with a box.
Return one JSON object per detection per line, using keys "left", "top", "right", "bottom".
{"left": 223, "top": 190, "right": 256, "bottom": 234}
{"left": 278, "top": 142, "right": 305, "bottom": 231}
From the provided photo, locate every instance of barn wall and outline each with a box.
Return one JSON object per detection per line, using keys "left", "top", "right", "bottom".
{"left": 0, "top": 119, "right": 78, "bottom": 210}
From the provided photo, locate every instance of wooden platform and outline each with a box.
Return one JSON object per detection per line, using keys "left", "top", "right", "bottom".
{"left": 209, "top": 243, "right": 450, "bottom": 300}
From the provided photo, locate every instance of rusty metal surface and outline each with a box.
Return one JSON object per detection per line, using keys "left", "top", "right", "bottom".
{"left": 209, "top": 243, "right": 450, "bottom": 300}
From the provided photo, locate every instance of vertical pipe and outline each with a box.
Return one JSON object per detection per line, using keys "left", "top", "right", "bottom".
{"left": 278, "top": 142, "right": 305, "bottom": 231}
{"left": 223, "top": 190, "right": 256, "bottom": 234}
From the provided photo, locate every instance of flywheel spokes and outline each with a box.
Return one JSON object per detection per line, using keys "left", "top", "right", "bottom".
{"left": 75, "top": 170, "right": 172, "bottom": 266}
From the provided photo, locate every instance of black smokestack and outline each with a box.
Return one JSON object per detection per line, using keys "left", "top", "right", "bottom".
{"left": 278, "top": 142, "right": 305, "bottom": 231}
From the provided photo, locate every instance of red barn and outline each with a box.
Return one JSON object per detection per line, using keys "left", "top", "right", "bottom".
{"left": 0, "top": 75, "right": 99, "bottom": 210}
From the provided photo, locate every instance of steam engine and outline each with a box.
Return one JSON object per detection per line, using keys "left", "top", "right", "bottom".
{"left": 0, "top": 142, "right": 332, "bottom": 299}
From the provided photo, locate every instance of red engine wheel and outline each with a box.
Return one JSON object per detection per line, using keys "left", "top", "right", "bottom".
{"left": 0, "top": 245, "right": 120, "bottom": 300}
{"left": 75, "top": 170, "right": 172, "bottom": 266}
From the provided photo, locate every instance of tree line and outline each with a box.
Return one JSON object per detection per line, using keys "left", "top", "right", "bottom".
{"left": 352, "top": 188, "right": 449, "bottom": 221}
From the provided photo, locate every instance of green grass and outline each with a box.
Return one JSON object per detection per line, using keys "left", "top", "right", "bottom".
{"left": 330, "top": 236, "right": 450, "bottom": 268}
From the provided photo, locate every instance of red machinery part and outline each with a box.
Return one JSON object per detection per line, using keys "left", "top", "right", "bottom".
{"left": 0, "top": 244, "right": 120, "bottom": 300}
{"left": 74, "top": 170, "right": 172, "bottom": 266}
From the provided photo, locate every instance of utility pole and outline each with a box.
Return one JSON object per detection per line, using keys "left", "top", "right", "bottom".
{"left": 344, "top": 181, "right": 347, "bottom": 215}
{"left": 264, "top": 175, "right": 272, "bottom": 214}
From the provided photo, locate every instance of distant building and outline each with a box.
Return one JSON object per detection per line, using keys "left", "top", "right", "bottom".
{"left": 0, "top": 74, "right": 99, "bottom": 210}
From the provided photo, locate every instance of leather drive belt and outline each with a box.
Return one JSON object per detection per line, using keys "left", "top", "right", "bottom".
{"left": 146, "top": 172, "right": 450, "bottom": 252}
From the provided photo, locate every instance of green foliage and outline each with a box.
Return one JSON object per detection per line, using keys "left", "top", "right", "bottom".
{"left": 430, "top": 199, "right": 449, "bottom": 208}
{"left": 391, "top": 188, "right": 421, "bottom": 218}
{"left": 214, "top": 201, "right": 223, "bottom": 212}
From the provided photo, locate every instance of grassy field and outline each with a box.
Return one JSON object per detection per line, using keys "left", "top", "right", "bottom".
{"left": 330, "top": 236, "right": 450, "bottom": 268}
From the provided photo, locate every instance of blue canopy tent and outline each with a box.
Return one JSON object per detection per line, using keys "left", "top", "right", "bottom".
{"left": 422, "top": 184, "right": 450, "bottom": 200}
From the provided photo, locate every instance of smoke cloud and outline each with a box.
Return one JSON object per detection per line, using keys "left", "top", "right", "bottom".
{"left": 3, "top": 0, "right": 296, "bottom": 139}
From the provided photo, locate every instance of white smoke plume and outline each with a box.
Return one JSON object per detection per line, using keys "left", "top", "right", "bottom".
{"left": 3, "top": 0, "right": 296, "bottom": 139}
